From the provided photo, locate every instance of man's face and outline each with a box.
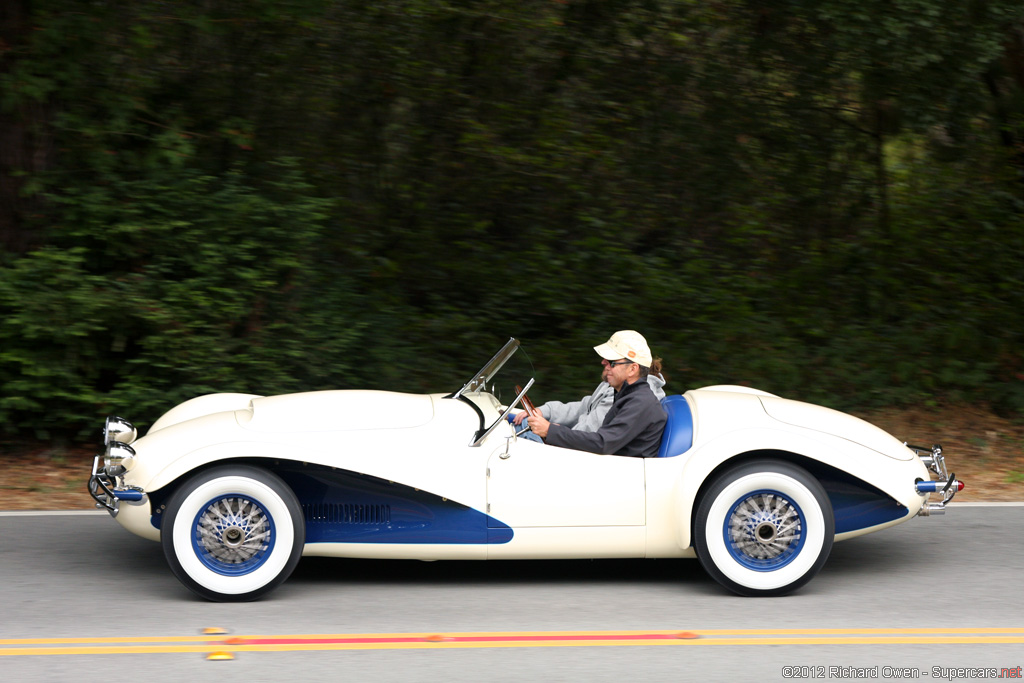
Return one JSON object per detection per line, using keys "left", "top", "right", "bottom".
{"left": 601, "top": 358, "right": 636, "bottom": 390}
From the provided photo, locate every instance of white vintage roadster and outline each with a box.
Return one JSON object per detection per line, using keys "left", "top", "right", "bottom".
{"left": 89, "top": 338, "right": 962, "bottom": 601}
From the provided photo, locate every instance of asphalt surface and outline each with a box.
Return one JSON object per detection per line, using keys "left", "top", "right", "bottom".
{"left": 1, "top": 505, "right": 1022, "bottom": 681}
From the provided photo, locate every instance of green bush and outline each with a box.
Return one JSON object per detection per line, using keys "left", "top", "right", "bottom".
{"left": 0, "top": 163, "right": 368, "bottom": 438}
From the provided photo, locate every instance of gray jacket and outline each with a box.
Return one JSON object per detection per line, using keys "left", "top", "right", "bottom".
{"left": 540, "top": 373, "right": 666, "bottom": 432}
{"left": 544, "top": 376, "right": 668, "bottom": 458}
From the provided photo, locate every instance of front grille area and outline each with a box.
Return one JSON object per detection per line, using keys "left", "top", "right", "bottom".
{"left": 303, "top": 503, "right": 391, "bottom": 525}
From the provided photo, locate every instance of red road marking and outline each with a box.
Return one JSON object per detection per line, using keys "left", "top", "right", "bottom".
{"left": 229, "top": 633, "right": 687, "bottom": 645}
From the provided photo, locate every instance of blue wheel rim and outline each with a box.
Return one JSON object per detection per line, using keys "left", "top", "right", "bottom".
{"left": 191, "top": 494, "right": 276, "bottom": 576}
{"left": 723, "top": 489, "right": 805, "bottom": 571}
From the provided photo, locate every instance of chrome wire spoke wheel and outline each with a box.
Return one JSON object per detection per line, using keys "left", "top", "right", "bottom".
{"left": 694, "top": 460, "right": 834, "bottom": 597}
{"left": 162, "top": 466, "right": 304, "bottom": 601}
{"left": 725, "top": 490, "right": 804, "bottom": 570}
{"left": 193, "top": 496, "right": 275, "bottom": 574}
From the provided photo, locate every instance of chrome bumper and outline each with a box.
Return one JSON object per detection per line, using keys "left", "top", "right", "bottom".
{"left": 87, "top": 455, "right": 146, "bottom": 517}
{"left": 908, "top": 443, "right": 964, "bottom": 516}
{"left": 88, "top": 416, "right": 146, "bottom": 517}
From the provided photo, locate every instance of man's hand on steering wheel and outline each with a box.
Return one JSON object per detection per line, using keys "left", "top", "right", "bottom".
{"left": 527, "top": 412, "right": 551, "bottom": 439}
{"left": 512, "top": 386, "right": 548, "bottom": 438}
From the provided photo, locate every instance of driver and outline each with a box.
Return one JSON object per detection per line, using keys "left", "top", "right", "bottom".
{"left": 513, "top": 358, "right": 666, "bottom": 433}
{"left": 526, "top": 331, "right": 668, "bottom": 458}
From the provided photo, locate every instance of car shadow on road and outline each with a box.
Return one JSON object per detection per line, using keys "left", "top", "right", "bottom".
{"left": 289, "top": 555, "right": 722, "bottom": 594}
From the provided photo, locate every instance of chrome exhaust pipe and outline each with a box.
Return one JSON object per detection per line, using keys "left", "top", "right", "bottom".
{"left": 917, "top": 503, "right": 946, "bottom": 516}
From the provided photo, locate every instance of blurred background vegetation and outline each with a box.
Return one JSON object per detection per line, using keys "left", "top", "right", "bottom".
{"left": 2, "top": 0, "right": 1024, "bottom": 442}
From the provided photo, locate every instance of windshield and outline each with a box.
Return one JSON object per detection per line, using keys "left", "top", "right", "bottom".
{"left": 452, "top": 338, "right": 520, "bottom": 398}
{"left": 449, "top": 338, "right": 536, "bottom": 445}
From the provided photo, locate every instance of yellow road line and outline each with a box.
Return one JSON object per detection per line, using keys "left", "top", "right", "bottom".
{"left": 4, "top": 626, "right": 1024, "bottom": 645}
{"left": 3, "top": 629, "right": 1024, "bottom": 656}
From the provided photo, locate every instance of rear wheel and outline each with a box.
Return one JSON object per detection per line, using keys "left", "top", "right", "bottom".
{"left": 694, "top": 459, "right": 834, "bottom": 596}
{"left": 161, "top": 465, "right": 304, "bottom": 601}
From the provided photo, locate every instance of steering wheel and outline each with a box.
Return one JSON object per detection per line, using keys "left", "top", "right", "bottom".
{"left": 514, "top": 385, "right": 538, "bottom": 429}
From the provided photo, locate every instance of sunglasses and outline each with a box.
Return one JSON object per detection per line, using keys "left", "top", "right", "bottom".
{"left": 605, "top": 359, "right": 635, "bottom": 367}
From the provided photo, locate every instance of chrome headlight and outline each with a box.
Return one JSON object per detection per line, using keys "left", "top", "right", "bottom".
{"left": 104, "top": 441, "right": 137, "bottom": 476}
{"left": 104, "top": 416, "right": 137, "bottom": 446}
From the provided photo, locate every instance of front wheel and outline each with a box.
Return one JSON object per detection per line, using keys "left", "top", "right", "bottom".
{"left": 161, "top": 465, "right": 304, "bottom": 601}
{"left": 694, "top": 459, "right": 834, "bottom": 597}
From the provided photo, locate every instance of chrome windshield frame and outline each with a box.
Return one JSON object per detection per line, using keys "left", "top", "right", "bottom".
{"left": 452, "top": 337, "right": 521, "bottom": 399}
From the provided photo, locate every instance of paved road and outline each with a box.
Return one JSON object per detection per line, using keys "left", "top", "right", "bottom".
{"left": 1, "top": 505, "right": 1022, "bottom": 681}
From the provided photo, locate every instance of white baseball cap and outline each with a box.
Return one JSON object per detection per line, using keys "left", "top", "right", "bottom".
{"left": 594, "top": 330, "right": 653, "bottom": 367}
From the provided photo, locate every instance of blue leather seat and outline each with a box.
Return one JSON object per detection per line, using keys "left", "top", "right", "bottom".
{"left": 657, "top": 395, "right": 694, "bottom": 458}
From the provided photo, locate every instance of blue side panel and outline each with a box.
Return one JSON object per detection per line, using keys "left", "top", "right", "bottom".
{"left": 816, "top": 472, "right": 909, "bottom": 534}
{"left": 487, "top": 527, "right": 514, "bottom": 544}
{"left": 276, "top": 465, "right": 513, "bottom": 545}
{"left": 657, "top": 395, "right": 694, "bottom": 458}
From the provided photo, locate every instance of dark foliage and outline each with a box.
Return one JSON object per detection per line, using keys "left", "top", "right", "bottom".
{"left": 2, "top": 0, "right": 1023, "bottom": 440}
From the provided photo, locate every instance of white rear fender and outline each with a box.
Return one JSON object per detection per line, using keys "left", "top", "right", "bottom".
{"left": 652, "top": 427, "right": 929, "bottom": 552}
{"left": 759, "top": 396, "right": 914, "bottom": 461}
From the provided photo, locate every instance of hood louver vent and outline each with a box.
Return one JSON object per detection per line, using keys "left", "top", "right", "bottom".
{"left": 303, "top": 503, "right": 391, "bottom": 525}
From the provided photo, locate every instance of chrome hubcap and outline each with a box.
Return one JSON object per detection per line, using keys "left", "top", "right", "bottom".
{"left": 726, "top": 491, "right": 803, "bottom": 567}
{"left": 754, "top": 521, "right": 778, "bottom": 543}
{"left": 195, "top": 497, "right": 271, "bottom": 566}
{"left": 222, "top": 526, "right": 245, "bottom": 547}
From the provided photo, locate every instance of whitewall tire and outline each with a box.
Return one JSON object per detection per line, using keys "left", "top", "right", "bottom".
{"left": 694, "top": 459, "right": 834, "bottom": 597}
{"left": 161, "top": 465, "right": 304, "bottom": 601}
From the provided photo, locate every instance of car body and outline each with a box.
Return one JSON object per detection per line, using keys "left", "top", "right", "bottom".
{"left": 89, "top": 338, "right": 962, "bottom": 601}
